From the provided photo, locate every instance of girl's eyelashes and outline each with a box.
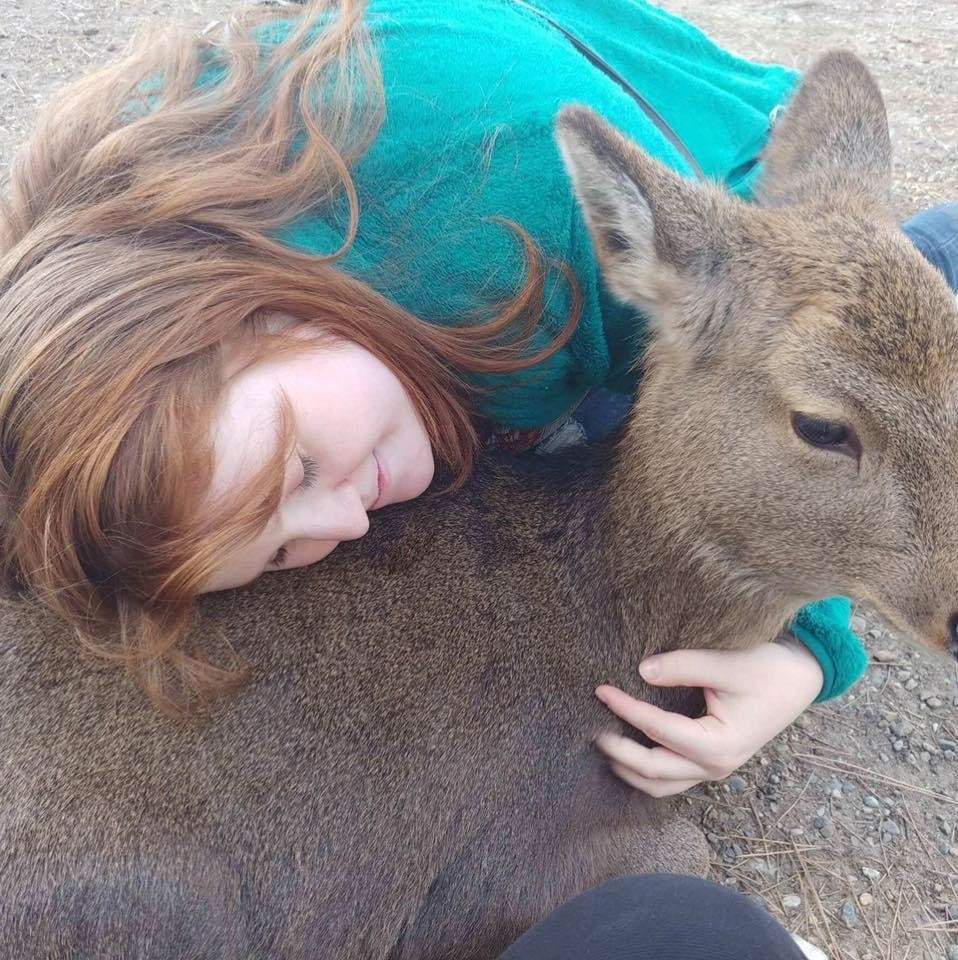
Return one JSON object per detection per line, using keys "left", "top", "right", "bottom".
{"left": 268, "top": 455, "right": 317, "bottom": 568}
{"left": 299, "top": 453, "right": 319, "bottom": 490}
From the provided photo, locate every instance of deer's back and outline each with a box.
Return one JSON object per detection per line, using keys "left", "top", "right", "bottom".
{"left": 0, "top": 450, "right": 660, "bottom": 959}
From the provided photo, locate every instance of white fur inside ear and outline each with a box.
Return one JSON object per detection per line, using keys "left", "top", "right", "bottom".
{"left": 556, "top": 120, "right": 661, "bottom": 306}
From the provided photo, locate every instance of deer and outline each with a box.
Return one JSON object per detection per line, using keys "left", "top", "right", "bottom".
{"left": 0, "top": 50, "right": 956, "bottom": 960}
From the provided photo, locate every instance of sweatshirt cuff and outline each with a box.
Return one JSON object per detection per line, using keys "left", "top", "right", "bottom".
{"left": 788, "top": 598, "right": 869, "bottom": 703}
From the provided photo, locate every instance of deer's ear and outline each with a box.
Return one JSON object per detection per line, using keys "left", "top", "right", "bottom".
{"left": 758, "top": 51, "right": 892, "bottom": 208}
{"left": 556, "top": 106, "right": 742, "bottom": 346}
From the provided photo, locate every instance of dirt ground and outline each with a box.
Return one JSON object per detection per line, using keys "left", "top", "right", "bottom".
{"left": 1, "top": 2, "right": 956, "bottom": 958}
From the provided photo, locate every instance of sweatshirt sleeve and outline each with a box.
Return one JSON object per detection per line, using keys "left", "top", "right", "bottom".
{"left": 788, "top": 598, "right": 869, "bottom": 702}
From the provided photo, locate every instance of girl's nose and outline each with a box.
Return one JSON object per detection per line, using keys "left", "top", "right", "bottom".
{"left": 293, "top": 482, "right": 371, "bottom": 543}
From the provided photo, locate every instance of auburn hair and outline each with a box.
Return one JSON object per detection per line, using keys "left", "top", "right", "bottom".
{"left": 0, "top": 0, "right": 580, "bottom": 716}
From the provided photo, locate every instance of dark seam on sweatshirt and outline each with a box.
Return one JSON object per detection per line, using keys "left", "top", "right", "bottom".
{"left": 506, "top": 0, "right": 706, "bottom": 180}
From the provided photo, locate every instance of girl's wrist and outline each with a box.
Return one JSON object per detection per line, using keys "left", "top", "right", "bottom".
{"left": 779, "top": 635, "right": 826, "bottom": 701}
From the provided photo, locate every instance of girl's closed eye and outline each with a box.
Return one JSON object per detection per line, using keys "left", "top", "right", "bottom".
{"left": 269, "top": 454, "right": 319, "bottom": 569}
{"left": 299, "top": 453, "right": 319, "bottom": 490}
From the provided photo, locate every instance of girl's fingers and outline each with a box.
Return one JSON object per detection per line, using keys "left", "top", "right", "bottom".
{"left": 637, "top": 648, "right": 747, "bottom": 691}
{"left": 607, "top": 761, "right": 702, "bottom": 798}
{"left": 594, "top": 731, "right": 707, "bottom": 783}
{"left": 596, "top": 686, "right": 721, "bottom": 764}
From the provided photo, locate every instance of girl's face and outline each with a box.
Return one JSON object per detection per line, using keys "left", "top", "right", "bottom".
{"left": 200, "top": 329, "right": 435, "bottom": 593}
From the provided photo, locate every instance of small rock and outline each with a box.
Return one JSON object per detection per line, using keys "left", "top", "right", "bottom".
{"left": 720, "top": 841, "right": 742, "bottom": 863}
{"left": 862, "top": 866, "right": 882, "bottom": 882}
{"left": 866, "top": 627, "right": 882, "bottom": 640}
{"left": 879, "top": 819, "right": 901, "bottom": 841}
{"left": 947, "top": 946, "right": 958, "bottom": 960}
{"left": 863, "top": 795, "right": 880, "bottom": 809}
{"left": 813, "top": 815, "right": 835, "bottom": 839}
{"left": 782, "top": 893, "right": 802, "bottom": 910}
{"left": 82, "top": 26, "right": 100, "bottom": 37}
{"left": 873, "top": 649, "right": 897, "bottom": 662}
{"left": 905, "top": 678, "right": 919, "bottom": 690}
{"left": 921, "top": 751, "right": 932, "bottom": 763}
{"left": 897, "top": 669, "right": 913, "bottom": 681}
{"left": 744, "top": 857, "right": 778, "bottom": 881}
{"left": 946, "top": 904, "right": 958, "bottom": 922}
{"left": 926, "top": 697, "right": 945, "bottom": 709}
{"left": 859, "top": 892, "right": 874, "bottom": 907}
{"left": 727, "top": 775, "right": 747, "bottom": 794}
{"left": 851, "top": 615, "right": 868, "bottom": 634}
{"left": 840, "top": 899, "right": 860, "bottom": 929}
{"left": 788, "top": 826, "right": 805, "bottom": 838}
{"left": 893, "top": 739, "right": 905, "bottom": 752}
{"left": 939, "top": 738, "right": 958, "bottom": 752}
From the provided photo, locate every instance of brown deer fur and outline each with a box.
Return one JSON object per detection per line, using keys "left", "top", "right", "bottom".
{"left": 0, "top": 51, "right": 956, "bottom": 959}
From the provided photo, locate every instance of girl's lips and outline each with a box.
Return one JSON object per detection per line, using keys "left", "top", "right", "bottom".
{"left": 371, "top": 450, "right": 386, "bottom": 509}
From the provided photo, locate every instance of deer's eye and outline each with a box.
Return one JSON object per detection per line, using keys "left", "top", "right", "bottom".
{"left": 791, "top": 412, "right": 860, "bottom": 459}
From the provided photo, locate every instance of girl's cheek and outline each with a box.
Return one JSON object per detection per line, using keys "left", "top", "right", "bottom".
{"left": 284, "top": 539, "right": 341, "bottom": 568}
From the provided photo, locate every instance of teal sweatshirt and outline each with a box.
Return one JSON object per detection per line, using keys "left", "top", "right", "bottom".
{"left": 240, "top": 0, "right": 868, "bottom": 700}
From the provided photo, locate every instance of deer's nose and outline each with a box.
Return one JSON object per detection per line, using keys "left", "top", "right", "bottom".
{"left": 949, "top": 612, "right": 958, "bottom": 660}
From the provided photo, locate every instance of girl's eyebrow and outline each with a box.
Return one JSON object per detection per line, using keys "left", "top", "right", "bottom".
{"left": 276, "top": 447, "right": 301, "bottom": 501}
{"left": 266, "top": 385, "right": 299, "bottom": 505}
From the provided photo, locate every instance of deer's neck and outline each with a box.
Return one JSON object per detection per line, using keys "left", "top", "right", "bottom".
{"left": 601, "top": 447, "right": 803, "bottom": 660}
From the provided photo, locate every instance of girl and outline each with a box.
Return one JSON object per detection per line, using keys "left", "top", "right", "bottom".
{"left": 0, "top": 5, "right": 954, "bottom": 955}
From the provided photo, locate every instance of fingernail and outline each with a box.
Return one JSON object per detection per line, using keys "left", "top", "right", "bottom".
{"left": 639, "top": 659, "right": 659, "bottom": 681}
{"left": 593, "top": 732, "right": 615, "bottom": 751}
{"left": 595, "top": 686, "right": 609, "bottom": 704}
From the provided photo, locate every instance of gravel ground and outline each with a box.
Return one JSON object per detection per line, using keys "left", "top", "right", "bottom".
{"left": 1, "top": 2, "right": 956, "bottom": 959}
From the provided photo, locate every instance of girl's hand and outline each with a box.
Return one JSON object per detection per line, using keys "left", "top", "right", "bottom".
{"left": 593, "top": 640, "right": 824, "bottom": 797}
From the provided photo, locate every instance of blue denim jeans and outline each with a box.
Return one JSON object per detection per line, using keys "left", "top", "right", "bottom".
{"left": 574, "top": 201, "right": 958, "bottom": 442}
{"left": 902, "top": 201, "right": 958, "bottom": 292}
